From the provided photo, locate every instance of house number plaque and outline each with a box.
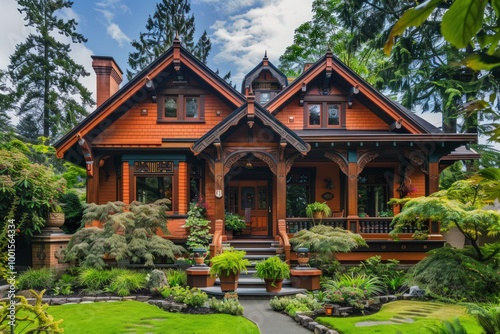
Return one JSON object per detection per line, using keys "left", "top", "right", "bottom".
{"left": 215, "top": 189, "right": 222, "bottom": 198}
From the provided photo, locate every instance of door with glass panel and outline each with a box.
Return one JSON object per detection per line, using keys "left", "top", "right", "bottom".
{"left": 227, "top": 180, "right": 269, "bottom": 236}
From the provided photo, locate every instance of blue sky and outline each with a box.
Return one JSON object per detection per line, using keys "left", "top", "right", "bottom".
{"left": 0, "top": 0, "right": 314, "bottom": 96}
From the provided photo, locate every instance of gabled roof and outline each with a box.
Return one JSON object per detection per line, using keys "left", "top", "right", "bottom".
{"left": 265, "top": 50, "right": 441, "bottom": 135}
{"left": 54, "top": 39, "right": 246, "bottom": 158}
{"left": 241, "top": 52, "right": 288, "bottom": 94}
{"left": 191, "top": 100, "right": 310, "bottom": 156}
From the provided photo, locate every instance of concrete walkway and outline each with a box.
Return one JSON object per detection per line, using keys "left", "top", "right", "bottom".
{"left": 240, "top": 299, "right": 311, "bottom": 334}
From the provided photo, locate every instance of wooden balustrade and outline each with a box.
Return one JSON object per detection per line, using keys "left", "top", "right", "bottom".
{"left": 285, "top": 217, "right": 436, "bottom": 237}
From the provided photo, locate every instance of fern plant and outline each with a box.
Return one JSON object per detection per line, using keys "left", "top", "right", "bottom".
{"left": 209, "top": 250, "right": 250, "bottom": 277}
{"left": 254, "top": 256, "right": 290, "bottom": 286}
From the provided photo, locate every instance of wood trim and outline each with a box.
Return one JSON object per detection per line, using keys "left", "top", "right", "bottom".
{"left": 129, "top": 163, "right": 134, "bottom": 204}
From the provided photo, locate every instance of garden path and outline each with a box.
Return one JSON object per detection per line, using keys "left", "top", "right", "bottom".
{"left": 240, "top": 299, "right": 311, "bottom": 334}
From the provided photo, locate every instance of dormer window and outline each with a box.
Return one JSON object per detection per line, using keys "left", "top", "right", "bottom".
{"left": 305, "top": 102, "right": 342, "bottom": 128}
{"left": 158, "top": 94, "right": 205, "bottom": 122}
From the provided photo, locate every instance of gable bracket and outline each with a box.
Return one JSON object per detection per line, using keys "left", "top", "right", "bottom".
{"left": 299, "top": 82, "right": 307, "bottom": 106}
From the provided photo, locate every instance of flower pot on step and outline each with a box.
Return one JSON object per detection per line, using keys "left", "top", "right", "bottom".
{"left": 264, "top": 278, "right": 283, "bottom": 293}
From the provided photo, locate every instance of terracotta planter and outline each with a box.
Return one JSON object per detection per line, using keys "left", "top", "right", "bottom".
{"left": 313, "top": 211, "right": 325, "bottom": 219}
{"left": 192, "top": 248, "right": 208, "bottom": 266}
{"left": 46, "top": 212, "right": 65, "bottom": 228}
{"left": 324, "top": 304, "right": 334, "bottom": 316}
{"left": 264, "top": 278, "right": 283, "bottom": 293}
{"left": 219, "top": 272, "right": 239, "bottom": 292}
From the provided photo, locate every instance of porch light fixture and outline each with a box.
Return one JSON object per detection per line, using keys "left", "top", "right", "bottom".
{"left": 141, "top": 109, "right": 148, "bottom": 116}
{"left": 245, "top": 162, "right": 253, "bottom": 169}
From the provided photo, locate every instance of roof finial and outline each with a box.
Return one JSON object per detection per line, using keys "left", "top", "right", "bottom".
{"left": 264, "top": 50, "right": 267, "bottom": 58}
{"left": 175, "top": 31, "right": 179, "bottom": 40}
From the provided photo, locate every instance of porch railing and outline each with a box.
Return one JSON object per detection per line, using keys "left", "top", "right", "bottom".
{"left": 285, "top": 217, "right": 429, "bottom": 235}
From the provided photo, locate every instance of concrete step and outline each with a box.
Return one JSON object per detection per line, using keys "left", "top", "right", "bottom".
{"left": 201, "top": 286, "right": 306, "bottom": 299}
{"left": 228, "top": 239, "right": 275, "bottom": 249}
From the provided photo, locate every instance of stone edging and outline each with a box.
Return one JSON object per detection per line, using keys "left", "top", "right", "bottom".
{"left": 2, "top": 295, "right": 188, "bottom": 313}
{"left": 292, "top": 295, "right": 402, "bottom": 334}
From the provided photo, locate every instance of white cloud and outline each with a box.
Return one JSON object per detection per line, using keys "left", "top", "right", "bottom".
{"left": 195, "top": 0, "right": 263, "bottom": 15}
{"left": 107, "top": 23, "right": 132, "bottom": 47}
{"left": 95, "top": 0, "right": 131, "bottom": 47}
{"left": 210, "top": 0, "right": 313, "bottom": 83}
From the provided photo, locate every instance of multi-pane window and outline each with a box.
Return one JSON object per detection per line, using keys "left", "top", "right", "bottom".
{"left": 159, "top": 95, "right": 203, "bottom": 121}
{"left": 134, "top": 161, "right": 174, "bottom": 208}
{"left": 305, "top": 102, "right": 341, "bottom": 128}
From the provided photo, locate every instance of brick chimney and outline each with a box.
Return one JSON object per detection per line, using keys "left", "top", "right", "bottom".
{"left": 91, "top": 56, "right": 123, "bottom": 107}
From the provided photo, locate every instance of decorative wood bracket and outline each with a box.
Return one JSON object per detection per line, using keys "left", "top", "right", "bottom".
{"left": 77, "top": 133, "right": 94, "bottom": 177}
{"left": 357, "top": 150, "right": 380, "bottom": 175}
{"left": 404, "top": 151, "right": 428, "bottom": 174}
{"left": 324, "top": 151, "right": 348, "bottom": 176}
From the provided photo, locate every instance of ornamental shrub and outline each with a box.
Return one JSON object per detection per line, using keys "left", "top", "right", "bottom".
{"left": 208, "top": 298, "right": 244, "bottom": 316}
{"left": 17, "top": 267, "right": 57, "bottom": 290}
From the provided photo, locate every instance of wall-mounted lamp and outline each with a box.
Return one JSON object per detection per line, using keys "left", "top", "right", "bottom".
{"left": 141, "top": 109, "right": 148, "bottom": 116}
{"left": 151, "top": 95, "right": 157, "bottom": 103}
{"left": 216, "top": 110, "right": 221, "bottom": 116}
{"left": 245, "top": 162, "right": 253, "bottom": 169}
{"left": 324, "top": 178, "right": 334, "bottom": 189}
{"left": 289, "top": 116, "right": 294, "bottom": 123}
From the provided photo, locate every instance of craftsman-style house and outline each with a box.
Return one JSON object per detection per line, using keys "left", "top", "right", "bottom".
{"left": 54, "top": 38, "right": 477, "bottom": 262}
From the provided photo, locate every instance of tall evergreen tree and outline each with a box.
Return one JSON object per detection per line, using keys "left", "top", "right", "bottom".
{"left": 127, "top": 0, "right": 212, "bottom": 80}
{"left": 2, "top": 0, "right": 93, "bottom": 141}
{"left": 16, "top": 114, "right": 42, "bottom": 143}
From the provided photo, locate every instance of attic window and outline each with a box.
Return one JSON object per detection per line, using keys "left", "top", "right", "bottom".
{"left": 305, "top": 102, "right": 342, "bottom": 128}
{"left": 158, "top": 95, "right": 205, "bottom": 122}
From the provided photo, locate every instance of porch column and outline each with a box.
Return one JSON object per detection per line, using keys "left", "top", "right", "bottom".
{"left": 347, "top": 150, "right": 358, "bottom": 217}
{"left": 214, "top": 160, "right": 225, "bottom": 224}
{"left": 276, "top": 160, "right": 287, "bottom": 235}
{"left": 427, "top": 160, "right": 439, "bottom": 195}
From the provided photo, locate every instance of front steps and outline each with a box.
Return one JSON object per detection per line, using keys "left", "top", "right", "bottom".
{"left": 202, "top": 238, "right": 306, "bottom": 299}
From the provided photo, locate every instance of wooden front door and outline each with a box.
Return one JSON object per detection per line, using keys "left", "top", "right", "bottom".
{"left": 227, "top": 180, "right": 270, "bottom": 236}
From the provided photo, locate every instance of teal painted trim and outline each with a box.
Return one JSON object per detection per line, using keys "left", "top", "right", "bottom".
{"left": 348, "top": 150, "right": 357, "bottom": 163}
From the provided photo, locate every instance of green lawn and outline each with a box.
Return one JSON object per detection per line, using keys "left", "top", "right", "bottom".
{"left": 316, "top": 300, "right": 482, "bottom": 334}
{"left": 20, "top": 300, "right": 259, "bottom": 334}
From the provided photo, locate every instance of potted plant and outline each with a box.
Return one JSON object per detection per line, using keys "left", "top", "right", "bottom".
{"left": 209, "top": 250, "right": 250, "bottom": 292}
{"left": 46, "top": 202, "right": 65, "bottom": 229}
{"left": 192, "top": 246, "right": 208, "bottom": 266}
{"left": 224, "top": 212, "right": 246, "bottom": 239}
{"left": 296, "top": 247, "right": 310, "bottom": 267}
{"left": 254, "top": 256, "right": 290, "bottom": 293}
{"left": 306, "top": 201, "right": 332, "bottom": 224}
